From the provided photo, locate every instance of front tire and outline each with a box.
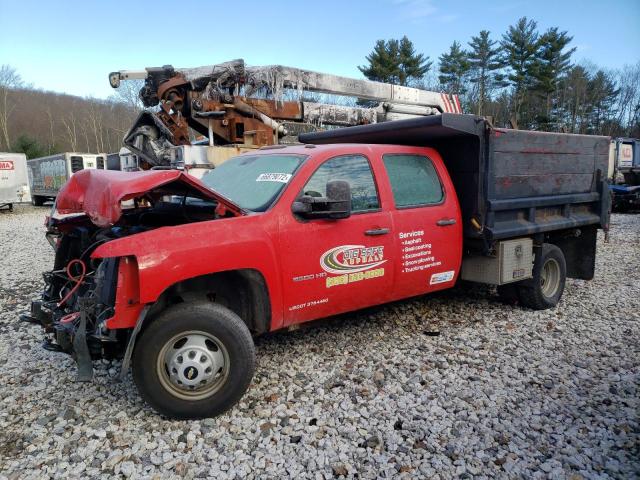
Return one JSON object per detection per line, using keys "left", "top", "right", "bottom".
{"left": 518, "top": 244, "right": 566, "bottom": 310}
{"left": 132, "top": 302, "right": 255, "bottom": 419}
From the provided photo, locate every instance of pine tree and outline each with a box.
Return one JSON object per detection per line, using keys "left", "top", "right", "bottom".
{"left": 438, "top": 41, "right": 470, "bottom": 95}
{"left": 398, "top": 36, "right": 432, "bottom": 86}
{"left": 358, "top": 40, "right": 397, "bottom": 84}
{"left": 558, "top": 65, "right": 590, "bottom": 133}
{"left": 468, "top": 30, "right": 505, "bottom": 115}
{"left": 587, "top": 70, "right": 619, "bottom": 134}
{"left": 533, "top": 27, "right": 575, "bottom": 129}
{"left": 359, "top": 36, "right": 431, "bottom": 86}
{"left": 501, "top": 17, "right": 540, "bottom": 127}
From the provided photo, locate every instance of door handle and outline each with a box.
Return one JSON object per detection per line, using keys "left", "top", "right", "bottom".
{"left": 364, "top": 228, "right": 390, "bottom": 236}
{"left": 436, "top": 219, "right": 457, "bottom": 226}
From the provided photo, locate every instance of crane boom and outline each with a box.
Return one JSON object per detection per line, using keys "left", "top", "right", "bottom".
{"left": 110, "top": 59, "right": 462, "bottom": 168}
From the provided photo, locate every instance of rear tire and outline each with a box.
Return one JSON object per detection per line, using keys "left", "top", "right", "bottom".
{"left": 132, "top": 302, "right": 255, "bottom": 419}
{"left": 518, "top": 244, "right": 566, "bottom": 310}
{"left": 31, "top": 196, "right": 44, "bottom": 206}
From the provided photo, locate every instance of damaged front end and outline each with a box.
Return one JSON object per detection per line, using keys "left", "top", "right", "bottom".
{"left": 25, "top": 169, "right": 242, "bottom": 380}
{"left": 26, "top": 215, "right": 142, "bottom": 381}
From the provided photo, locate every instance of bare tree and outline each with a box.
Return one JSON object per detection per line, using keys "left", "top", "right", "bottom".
{"left": 45, "top": 106, "right": 56, "bottom": 154}
{"left": 615, "top": 62, "right": 640, "bottom": 133}
{"left": 110, "top": 80, "right": 145, "bottom": 111}
{"left": 62, "top": 111, "right": 79, "bottom": 151}
{"left": 0, "top": 65, "right": 23, "bottom": 149}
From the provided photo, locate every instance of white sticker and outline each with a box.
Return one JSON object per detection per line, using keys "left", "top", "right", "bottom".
{"left": 430, "top": 270, "right": 455, "bottom": 285}
{"left": 256, "top": 173, "right": 292, "bottom": 183}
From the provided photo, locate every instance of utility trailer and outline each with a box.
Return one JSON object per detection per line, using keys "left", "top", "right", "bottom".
{"left": 106, "top": 148, "right": 140, "bottom": 172}
{"left": 300, "top": 114, "right": 611, "bottom": 285}
{"left": 0, "top": 152, "right": 31, "bottom": 210}
{"left": 28, "top": 153, "right": 106, "bottom": 206}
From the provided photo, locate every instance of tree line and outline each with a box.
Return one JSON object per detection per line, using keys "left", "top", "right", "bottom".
{"left": 0, "top": 65, "right": 139, "bottom": 158}
{"left": 1, "top": 16, "right": 638, "bottom": 160}
{"left": 359, "top": 17, "right": 640, "bottom": 136}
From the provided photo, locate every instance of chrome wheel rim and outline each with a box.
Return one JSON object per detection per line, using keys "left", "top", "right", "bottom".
{"left": 157, "top": 330, "right": 230, "bottom": 400}
{"left": 540, "top": 258, "right": 561, "bottom": 298}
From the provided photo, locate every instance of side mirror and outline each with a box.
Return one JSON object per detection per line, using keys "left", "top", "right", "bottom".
{"left": 326, "top": 180, "right": 351, "bottom": 219}
{"left": 291, "top": 180, "right": 351, "bottom": 220}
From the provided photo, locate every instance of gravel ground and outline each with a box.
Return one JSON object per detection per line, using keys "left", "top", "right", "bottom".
{"left": 0, "top": 204, "right": 638, "bottom": 479}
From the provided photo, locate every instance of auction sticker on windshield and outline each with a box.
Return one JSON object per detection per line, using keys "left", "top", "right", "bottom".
{"left": 256, "top": 173, "right": 292, "bottom": 183}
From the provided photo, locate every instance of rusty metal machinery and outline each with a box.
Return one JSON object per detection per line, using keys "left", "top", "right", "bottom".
{"left": 109, "top": 59, "right": 462, "bottom": 168}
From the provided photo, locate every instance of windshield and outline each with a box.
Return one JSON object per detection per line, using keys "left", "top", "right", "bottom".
{"left": 201, "top": 153, "right": 306, "bottom": 212}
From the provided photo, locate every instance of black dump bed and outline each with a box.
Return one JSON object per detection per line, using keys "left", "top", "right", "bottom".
{"left": 300, "top": 114, "right": 610, "bottom": 248}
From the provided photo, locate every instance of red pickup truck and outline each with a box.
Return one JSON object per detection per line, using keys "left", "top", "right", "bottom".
{"left": 27, "top": 115, "right": 610, "bottom": 418}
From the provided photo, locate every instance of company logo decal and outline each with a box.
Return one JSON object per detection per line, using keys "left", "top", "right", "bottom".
{"left": 0, "top": 160, "right": 14, "bottom": 170}
{"left": 320, "top": 245, "right": 386, "bottom": 288}
{"left": 320, "top": 245, "right": 386, "bottom": 275}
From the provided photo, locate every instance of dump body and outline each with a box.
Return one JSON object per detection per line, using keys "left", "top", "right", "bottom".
{"left": 300, "top": 114, "right": 610, "bottom": 250}
{"left": 0, "top": 152, "right": 31, "bottom": 207}
{"left": 28, "top": 153, "right": 106, "bottom": 203}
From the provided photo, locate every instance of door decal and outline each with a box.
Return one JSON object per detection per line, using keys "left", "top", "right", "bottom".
{"left": 320, "top": 245, "right": 387, "bottom": 288}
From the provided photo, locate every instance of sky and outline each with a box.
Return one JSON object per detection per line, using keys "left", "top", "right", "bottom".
{"left": 1, "top": 0, "right": 638, "bottom": 99}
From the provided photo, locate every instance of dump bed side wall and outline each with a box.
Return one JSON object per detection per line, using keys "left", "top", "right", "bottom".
{"left": 483, "top": 129, "right": 610, "bottom": 243}
{"left": 489, "top": 129, "right": 609, "bottom": 199}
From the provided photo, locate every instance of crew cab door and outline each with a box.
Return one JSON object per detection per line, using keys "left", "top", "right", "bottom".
{"left": 381, "top": 151, "right": 462, "bottom": 299}
{"left": 278, "top": 154, "right": 394, "bottom": 325}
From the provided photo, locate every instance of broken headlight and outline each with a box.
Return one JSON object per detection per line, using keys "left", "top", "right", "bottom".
{"left": 45, "top": 232, "right": 61, "bottom": 251}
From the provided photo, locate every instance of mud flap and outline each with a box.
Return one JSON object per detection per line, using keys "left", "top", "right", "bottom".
{"left": 119, "top": 305, "right": 150, "bottom": 381}
{"left": 73, "top": 299, "right": 94, "bottom": 382}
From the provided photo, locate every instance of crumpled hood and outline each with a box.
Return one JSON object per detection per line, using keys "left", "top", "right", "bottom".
{"left": 55, "top": 169, "right": 242, "bottom": 227}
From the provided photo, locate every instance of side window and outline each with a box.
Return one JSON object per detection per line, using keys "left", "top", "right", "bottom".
{"left": 383, "top": 154, "right": 443, "bottom": 207}
{"left": 302, "top": 154, "right": 380, "bottom": 212}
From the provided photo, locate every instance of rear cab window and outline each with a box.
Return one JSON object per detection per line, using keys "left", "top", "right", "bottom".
{"left": 382, "top": 154, "right": 443, "bottom": 208}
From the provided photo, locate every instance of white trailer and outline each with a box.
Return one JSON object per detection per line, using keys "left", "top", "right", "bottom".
{"left": 28, "top": 153, "right": 106, "bottom": 206}
{"left": 0, "top": 153, "right": 31, "bottom": 210}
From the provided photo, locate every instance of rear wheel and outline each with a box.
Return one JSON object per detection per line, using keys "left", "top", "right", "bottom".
{"left": 31, "top": 196, "right": 44, "bottom": 206}
{"left": 132, "top": 302, "right": 255, "bottom": 419}
{"left": 518, "top": 244, "right": 566, "bottom": 310}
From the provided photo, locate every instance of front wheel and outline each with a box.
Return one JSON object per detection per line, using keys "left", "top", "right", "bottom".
{"left": 518, "top": 243, "right": 566, "bottom": 310}
{"left": 132, "top": 302, "right": 255, "bottom": 419}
